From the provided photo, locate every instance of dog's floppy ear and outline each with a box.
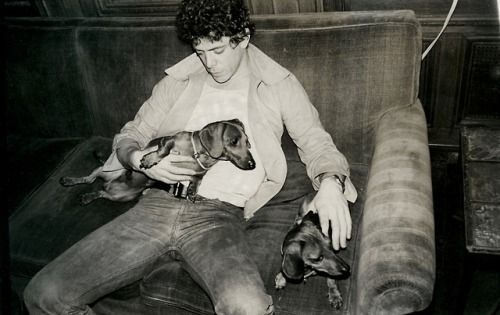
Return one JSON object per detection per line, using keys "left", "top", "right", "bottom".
{"left": 227, "top": 118, "right": 245, "bottom": 130}
{"left": 282, "top": 241, "right": 305, "bottom": 280}
{"left": 298, "top": 193, "right": 316, "bottom": 220}
{"left": 199, "top": 122, "right": 226, "bottom": 158}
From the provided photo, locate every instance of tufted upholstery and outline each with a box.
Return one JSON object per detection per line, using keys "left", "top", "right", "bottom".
{"left": 7, "top": 10, "right": 434, "bottom": 314}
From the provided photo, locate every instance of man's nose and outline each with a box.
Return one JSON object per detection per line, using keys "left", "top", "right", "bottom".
{"left": 205, "top": 52, "right": 216, "bottom": 68}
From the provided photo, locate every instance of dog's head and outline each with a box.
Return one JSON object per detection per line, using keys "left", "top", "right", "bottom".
{"left": 199, "top": 119, "right": 256, "bottom": 170}
{"left": 281, "top": 210, "right": 350, "bottom": 281}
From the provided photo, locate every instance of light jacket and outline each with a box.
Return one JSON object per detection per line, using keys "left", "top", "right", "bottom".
{"left": 104, "top": 44, "right": 357, "bottom": 218}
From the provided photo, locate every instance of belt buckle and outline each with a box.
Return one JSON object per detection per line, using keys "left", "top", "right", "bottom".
{"left": 172, "top": 182, "right": 188, "bottom": 199}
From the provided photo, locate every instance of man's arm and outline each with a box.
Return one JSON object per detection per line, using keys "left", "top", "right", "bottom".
{"left": 275, "top": 74, "right": 357, "bottom": 249}
{"left": 110, "top": 76, "right": 198, "bottom": 184}
{"left": 112, "top": 76, "right": 177, "bottom": 154}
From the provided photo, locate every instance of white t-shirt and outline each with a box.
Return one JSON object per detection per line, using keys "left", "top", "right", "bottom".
{"left": 184, "top": 80, "right": 266, "bottom": 207}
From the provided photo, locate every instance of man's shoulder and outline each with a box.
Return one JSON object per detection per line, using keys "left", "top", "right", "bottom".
{"left": 247, "top": 44, "right": 291, "bottom": 85}
{"left": 164, "top": 53, "right": 205, "bottom": 81}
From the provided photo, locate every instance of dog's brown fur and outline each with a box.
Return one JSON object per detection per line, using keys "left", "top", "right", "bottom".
{"left": 275, "top": 193, "right": 350, "bottom": 309}
{"left": 60, "top": 119, "right": 255, "bottom": 205}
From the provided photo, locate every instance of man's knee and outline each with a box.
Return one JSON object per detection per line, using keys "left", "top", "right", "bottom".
{"left": 214, "top": 287, "right": 274, "bottom": 315}
{"left": 24, "top": 271, "right": 69, "bottom": 314}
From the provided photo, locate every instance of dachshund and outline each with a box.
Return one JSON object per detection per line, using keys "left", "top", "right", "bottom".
{"left": 60, "top": 119, "right": 255, "bottom": 205}
{"left": 275, "top": 193, "right": 350, "bottom": 309}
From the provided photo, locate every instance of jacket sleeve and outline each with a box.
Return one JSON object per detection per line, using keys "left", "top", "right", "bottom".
{"left": 275, "top": 74, "right": 357, "bottom": 202}
{"left": 103, "top": 76, "right": 185, "bottom": 171}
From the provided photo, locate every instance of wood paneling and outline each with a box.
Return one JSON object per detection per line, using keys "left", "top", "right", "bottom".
{"left": 347, "top": 0, "right": 498, "bottom": 17}
{"left": 16, "top": 0, "right": 181, "bottom": 17}
{"left": 460, "top": 40, "right": 500, "bottom": 123}
{"left": 419, "top": 16, "right": 500, "bottom": 147}
{"left": 4, "top": 0, "right": 42, "bottom": 16}
{"left": 94, "top": 0, "right": 180, "bottom": 17}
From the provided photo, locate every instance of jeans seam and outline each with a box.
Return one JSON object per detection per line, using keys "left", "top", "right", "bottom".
{"left": 169, "top": 199, "right": 186, "bottom": 249}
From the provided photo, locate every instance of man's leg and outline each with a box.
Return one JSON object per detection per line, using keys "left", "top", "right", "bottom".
{"left": 175, "top": 197, "right": 274, "bottom": 315}
{"left": 244, "top": 200, "right": 302, "bottom": 288}
{"left": 23, "top": 189, "right": 181, "bottom": 315}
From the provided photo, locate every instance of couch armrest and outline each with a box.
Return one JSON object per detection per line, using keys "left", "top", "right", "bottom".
{"left": 354, "top": 101, "right": 435, "bottom": 314}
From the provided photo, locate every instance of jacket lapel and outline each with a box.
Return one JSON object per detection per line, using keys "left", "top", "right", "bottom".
{"left": 244, "top": 75, "right": 287, "bottom": 217}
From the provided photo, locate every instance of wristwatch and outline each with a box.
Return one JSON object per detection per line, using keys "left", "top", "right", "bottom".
{"left": 320, "top": 173, "right": 346, "bottom": 193}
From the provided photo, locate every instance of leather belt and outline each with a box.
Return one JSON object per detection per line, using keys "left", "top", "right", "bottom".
{"left": 155, "top": 182, "right": 190, "bottom": 199}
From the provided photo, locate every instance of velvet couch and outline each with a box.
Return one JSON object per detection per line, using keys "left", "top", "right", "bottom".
{"left": 6, "top": 10, "right": 435, "bottom": 314}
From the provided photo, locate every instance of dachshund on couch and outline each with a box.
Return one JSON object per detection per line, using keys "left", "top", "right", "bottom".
{"left": 275, "top": 193, "right": 351, "bottom": 309}
{"left": 60, "top": 119, "right": 255, "bottom": 204}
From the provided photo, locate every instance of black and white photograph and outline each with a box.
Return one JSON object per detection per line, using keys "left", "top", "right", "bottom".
{"left": 3, "top": 0, "right": 500, "bottom": 314}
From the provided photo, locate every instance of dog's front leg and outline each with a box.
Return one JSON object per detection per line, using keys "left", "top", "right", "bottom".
{"left": 326, "top": 278, "right": 343, "bottom": 309}
{"left": 140, "top": 137, "right": 175, "bottom": 169}
{"left": 274, "top": 272, "right": 287, "bottom": 290}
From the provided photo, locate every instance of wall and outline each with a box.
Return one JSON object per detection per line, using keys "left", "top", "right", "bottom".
{"left": 4, "top": 0, "right": 500, "bottom": 148}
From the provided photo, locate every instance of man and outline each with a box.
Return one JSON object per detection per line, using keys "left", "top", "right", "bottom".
{"left": 24, "top": 0, "right": 357, "bottom": 314}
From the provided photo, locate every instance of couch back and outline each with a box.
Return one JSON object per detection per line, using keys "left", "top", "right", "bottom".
{"left": 6, "top": 11, "right": 421, "bottom": 165}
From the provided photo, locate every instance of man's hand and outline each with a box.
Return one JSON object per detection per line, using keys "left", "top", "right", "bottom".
{"left": 129, "top": 148, "right": 201, "bottom": 184}
{"left": 312, "top": 177, "right": 352, "bottom": 250}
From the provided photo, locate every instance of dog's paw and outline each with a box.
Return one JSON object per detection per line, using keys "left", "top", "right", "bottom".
{"left": 140, "top": 152, "right": 160, "bottom": 169}
{"left": 79, "top": 193, "right": 95, "bottom": 206}
{"left": 274, "top": 272, "right": 287, "bottom": 290}
{"left": 59, "top": 176, "right": 74, "bottom": 186}
{"left": 327, "top": 289, "right": 343, "bottom": 309}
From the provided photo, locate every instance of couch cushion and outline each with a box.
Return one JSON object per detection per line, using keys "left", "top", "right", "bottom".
{"left": 9, "top": 137, "right": 136, "bottom": 279}
{"left": 140, "top": 164, "right": 368, "bottom": 315}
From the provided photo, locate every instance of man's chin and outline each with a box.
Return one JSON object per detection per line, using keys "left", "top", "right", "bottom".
{"left": 211, "top": 74, "right": 230, "bottom": 84}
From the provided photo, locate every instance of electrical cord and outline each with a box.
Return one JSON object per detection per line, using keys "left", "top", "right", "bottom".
{"left": 422, "top": 0, "right": 459, "bottom": 60}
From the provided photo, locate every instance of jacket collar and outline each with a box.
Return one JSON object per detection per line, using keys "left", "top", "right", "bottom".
{"left": 165, "top": 44, "right": 290, "bottom": 85}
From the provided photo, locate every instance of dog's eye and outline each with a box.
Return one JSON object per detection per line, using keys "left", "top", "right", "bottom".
{"left": 313, "top": 255, "right": 324, "bottom": 263}
{"left": 230, "top": 138, "right": 239, "bottom": 146}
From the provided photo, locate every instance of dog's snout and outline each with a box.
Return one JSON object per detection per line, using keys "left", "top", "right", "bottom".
{"left": 340, "top": 263, "right": 350, "bottom": 275}
{"left": 248, "top": 159, "right": 256, "bottom": 170}
{"left": 337, "top": 259, "right": 350, "bottom": 276}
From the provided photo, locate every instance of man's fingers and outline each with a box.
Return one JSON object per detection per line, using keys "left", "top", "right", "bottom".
{"left": 168, "top": 154, "right": 198, "bottom": 162}
{"left": 154, "top": 167, "right": 194, "bottom": 182}
{"left": 337, "top": 208, "right": 347, "bottom": 249}
{"left": 317, "top": 207, "right": 330, "bottom": 237}
{"left": 330, "top": 212, "right": 340, "bottom": 251}
{"left": 345, "top": 205, "right": 352, "bottom": 240}
{"left": 166, "top": 163, "right": 198, "bottom": 176}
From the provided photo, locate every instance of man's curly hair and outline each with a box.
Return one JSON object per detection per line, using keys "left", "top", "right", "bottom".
{"left": 176, "top": 0, "right": 255, "bottom": 46}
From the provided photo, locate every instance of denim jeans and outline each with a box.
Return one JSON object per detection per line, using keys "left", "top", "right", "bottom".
{"left": 24, "top": 188, "right": 280, "bottom": 315}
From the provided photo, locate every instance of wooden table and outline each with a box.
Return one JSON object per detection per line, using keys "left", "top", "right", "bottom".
{"left": 461, "top": 125, "right": 500, "bottom": 255}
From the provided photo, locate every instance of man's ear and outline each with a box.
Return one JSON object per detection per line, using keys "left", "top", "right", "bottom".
{"left": 239, "top": 35, "right": 250, "bottom": 49}
{"left": 235, "top": 29, "right": 250, "bottom": 49}
{"left": 199, "top": 123, "right": 225, "bottom": 158}
{"left": 282, "top": 241, "right": 305, "bottom": 280}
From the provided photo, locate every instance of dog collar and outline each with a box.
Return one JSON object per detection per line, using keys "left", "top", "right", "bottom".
{"left": 191, "top": 132, "right": 210, "bottom": 171}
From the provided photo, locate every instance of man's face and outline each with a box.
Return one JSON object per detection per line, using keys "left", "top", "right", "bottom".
{"left": 194, "top": 36, "right": 249, "bottom": 84}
